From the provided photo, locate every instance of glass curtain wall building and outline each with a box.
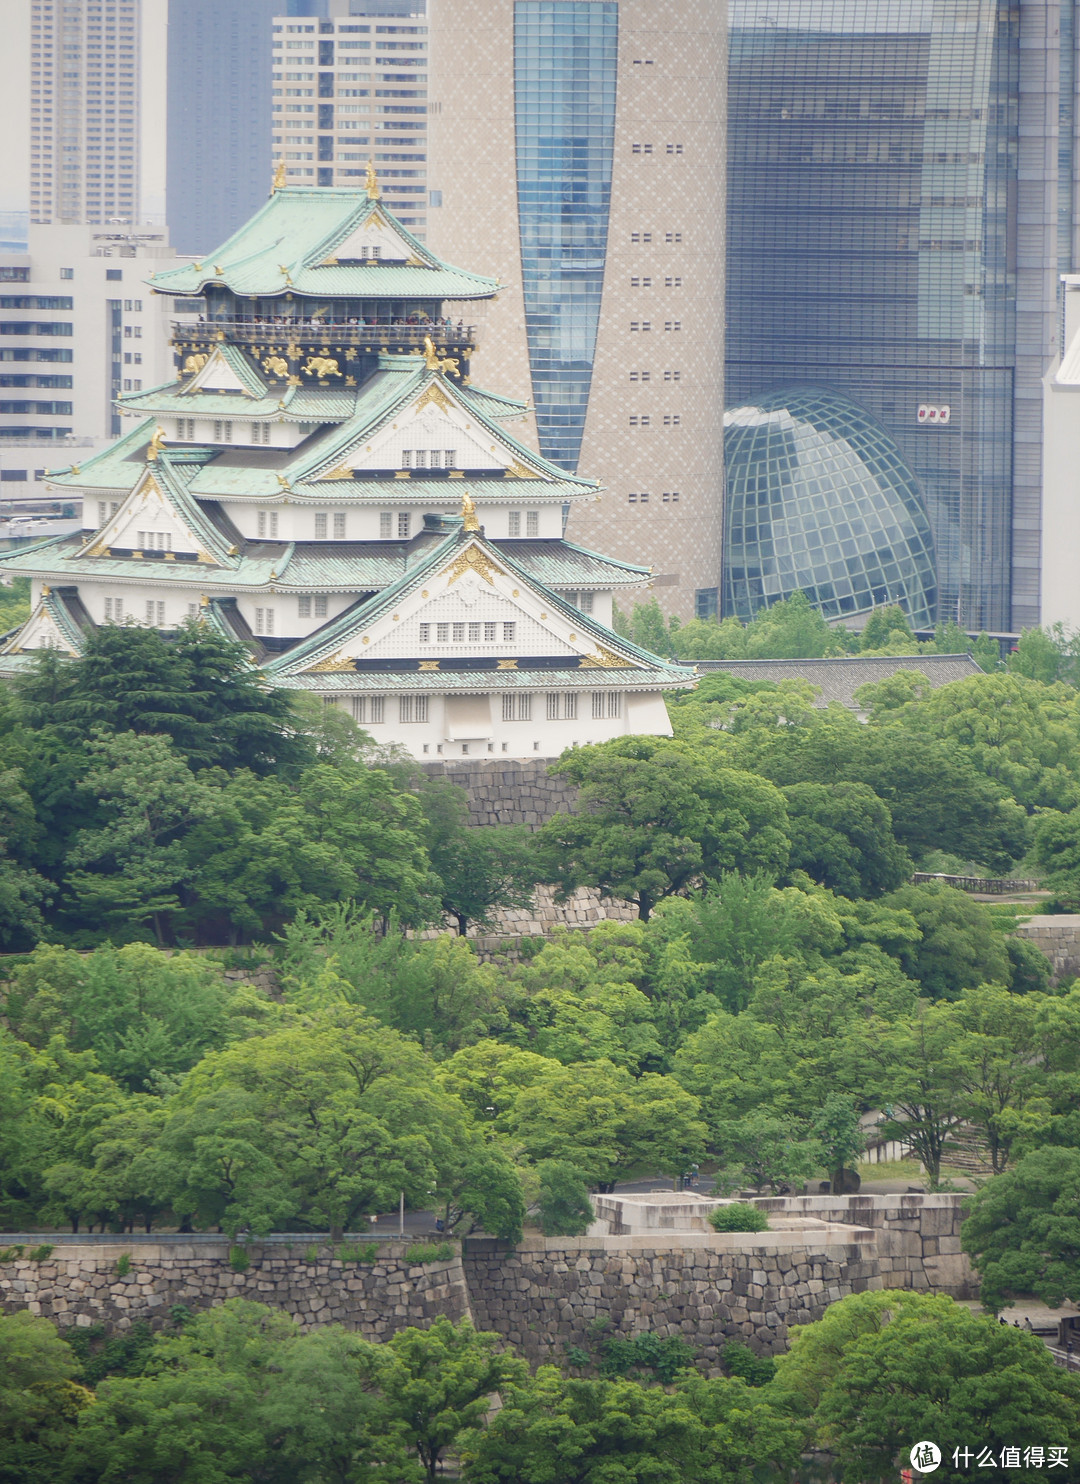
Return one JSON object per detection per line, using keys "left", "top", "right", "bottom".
{"left": 513, "top": 3, "right": 618, "bottom": 471}
{"left": 726, "top": 0, "right": 1065, "bottom": 632}
{"left": 426, "top": 0, "right": 726, "bottom": 622}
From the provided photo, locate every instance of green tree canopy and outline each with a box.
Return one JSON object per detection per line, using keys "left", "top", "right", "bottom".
{"left": 961, "top": 1146, "right": 1080, "bottom": 1310}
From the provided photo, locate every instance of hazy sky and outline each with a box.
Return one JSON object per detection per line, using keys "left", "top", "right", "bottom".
{"left": 0, "top": 0, "right": 167, "bottom": 226}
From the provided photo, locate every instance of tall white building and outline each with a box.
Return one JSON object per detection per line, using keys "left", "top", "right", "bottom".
{"left": 271, "top": 2, "right": 427, "bottom": 234}
{"left": 0, "top": 223, "right": 179, "bottom": 495}
{"left": 30, "top": 0, "right": 142, "bottom": 228}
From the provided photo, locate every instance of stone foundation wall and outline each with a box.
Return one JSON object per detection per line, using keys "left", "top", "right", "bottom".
{"left": 419, "top": 759, "right": 579, "bottom": 827}
{"left": 1013, "top": 915, "right": 1080, "bottom": 985}
{"left": 0, "top": 1239, "right": 471, "bottom": 1337}
{"left": 0, "top": 1197, "right": 971, "bottom": 1359}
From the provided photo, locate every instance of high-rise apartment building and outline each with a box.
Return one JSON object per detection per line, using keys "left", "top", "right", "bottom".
{"left": 726, "top": 0, "right": 1067, "bottom": 634}
{"left": 166, "top": 0, "right": 326, "bottom": 257}
{"left": 271, "top": 0, "right": 428, "bottom": 234}
{"left": 30, "top": 0, "right": 141, "bottom": 228}
{"left": 425, "top": 0, "right": 725, "bottom": 622}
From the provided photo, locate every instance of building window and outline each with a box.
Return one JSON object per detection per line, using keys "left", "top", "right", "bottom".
{"left": 314, "top": 512, "right": 328, "bottom": 539}
{"left": 502, "top": 694, "right": 532, "bottom": 721}
{"left": 145, "top": 600, "right": 165, "bottom": 626}
{"left": 135, "top": 531, "right": 172, "bottom": 552}
{"left": 695, "top": 587, "right": 719, "bottom": 621}
{"left": 630, "top": 232, "right": 652, "bottom": 243}
{"left": 452, "top": 622, "right": 465, "bottom": 641}
{"left": 632, "top": 143, "right": 653, "bottom": 154}
{"left": 399, "top": 696, "right": 428, "bottom": 723}
{"left": 436, "top": 622, "right": 449, "bottom": 641}
{"left": 104, "top": 596, "right": 124, "bottom": 620}
{"left": 663, "top": 370, "right": 680, "bottom": 382}
{"left": 507, "top": 511, "right": 521, "bottom": 537}
{"left": 397, "top": 511, "right": 410, "bottom": 538}
{"left": 629, "top": 415, "right": 650, "bottom": 427}
{"left": 314, "top": 595, "right": 328, "bottom": 617}
{"left": 484, "top": 621, "right": 497, "bottom": 640}
{"left": 591, "top": 691, "right": 622, "bottom": 719}
{"left": 213, "top": 419, "right": 232, "bottom": 442}
{"left": 664, "top": 276, "right": 682, "bottom": 288}
{"left": 250, "top": 422, "right": 271, "bottom": 444}
{"left": 664, "top": 321, "right": 681, "bottom": 332}
{"left": 525, "top": 510, "right": 539, "bottom": 537}
{"left": 503, "top": 622, "right": 516, "bottom": 642}
{"left": 254, "top": 607, "right": 275, "bottom": 635}
{"left": 630, "top": 276, "right": 652, "bottom": 287}
{"left": 351, "top": 696, "right": 385, "bottom": 724}
{"left": 380, "top": 511, "right": 392, "bottom": 538}
{"left": 665, "top": 144, "right": 683, "bottom": 156}
{"left": 630, "top": 321, "right": 652, "bottom": 332}
{"left": 546, "top": 692, "right": 578, "bottom": 720}
{"left": 629, "top": 370, "right": 650, "bottom": 383}
{"left": 333, "top": 512, "right": 346, "bottom": 540}
{"left": 60, "top": 268, "right": 73, "bottom": 280}
{"left": 665, "top": 232, "right": 682, "bottom": 243}
{"left": 177, "top": 417, "right": 195, "bottom": 439}
{"left": 576, "top": 591, "right": 594, "bottom": 613}
{"left": 257, "top": 510, "right": 279, "bottom": 538}
{"left": 419, "top": 622, "right": 430, "bottom": 641}
{"left": 663, "top": 414, "right": 681, "bottom": 426}
{"left": 662, "top": 491, "right": 681, "bottom": 504}
{"left": 299, "top": 595, "right": 311, "bottom": 617}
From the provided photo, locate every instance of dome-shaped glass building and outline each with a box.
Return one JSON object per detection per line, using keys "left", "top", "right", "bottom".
{"left": 723, "top": 387, "right": 938, "bottom": 628}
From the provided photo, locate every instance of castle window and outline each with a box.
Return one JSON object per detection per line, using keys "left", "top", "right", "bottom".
{"left": 250, "top": 422, "right": 271, "bottom": 445}
{"left": 507, "top": 511, "right": 521, "bottom": 537}
{"left": 437, "top": 623, "right": 449, "bottom": 641}
{"left": 380, "top": 511, "right": 392, "bottom": 538}
{"left": 502, "top": 694, "right": 532, "bottom": 721}
{"left": 503, "top": 622, "right": 515, "bottom": 642}
{"left": 257, "top": 510, "right": 279, "bottom": 538}
{"left": 254, "top": 607, "right": 275, "bottom": 635}
{"left": 351, "top": 696, "right": 385, "bottom": 724}
{"left": 333, "top": 512, "right": 346, "bottom": 539}
{"left": 104, "top": 596, "right": 124, "bottom": 620}
{"left": 145, "top": 600, "right": 165, "bottom": 626}
{"left": 452, "top": 622, "right": 465, "bottom": 641}
{"left": 399, "top": 696, "right": 428, "bottom": 723}
{"left": 314, "top": 595, "right": 328, "bottom": 617}
{"left": 213, "top": 419, "right": 233, "bottom": 442}
{"left": 526, "top": 511, "right": 539, "bottom": 537}
{"left": 419, "top": 623, "right": 430, "bottom": 641}
{"left": 298, "top": 596, "right": 311, "bottom": 617}
{"left": 397, "top": 512, "right": 410, "bottom": 538}
{"left": 314, "top": 512, "right": 328, "bottom": 539}
{"left": 484, "top": 621, "right": 497, "bottom": 641}
{"left": 468, "top": 622, "right": 481, "bottom": 642}
{"left": 546, "top": 693, "right": 578, "bottom": 720}
{"left": 177, "top": 418, "right": 195, "bottom": 439}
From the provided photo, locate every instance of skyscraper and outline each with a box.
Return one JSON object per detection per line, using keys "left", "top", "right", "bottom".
{"left": 270, "top": 0, "right": 429, "bottom": 235}
{"left": 426, "top": 0, "right": 725, "bottom": 622}
{"left": 726, "top": 0, "right": 1066, "bottom": 633}
{"left": 30, "top": 0, "right": 142, "bottom": 228}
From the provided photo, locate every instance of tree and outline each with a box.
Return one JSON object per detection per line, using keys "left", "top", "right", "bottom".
{"left": 419, "top": 777, "right": 539, "bottom": 936}
{"left": 857, "top": 604, "right": 918, "bottom": 652}
{"left": 509, "top": 1059, "right": 707, "bottom": 1191}
{"left": 0, "top": 1310, "right": 91, "bottom": 1484}
{"left": 0, "top": 942, "right": 272, "bottom": 1093}
{"left": 1027, "top": 804, "right": 1080, "bottom": 907}
{"left": 961, "top": 1147, "right": 1080, "bottom": 1310}
{"left": 811, "top": 1093, "right": 867, "bottom": 1190}
{"left": 540, "top": 738, "right": 789, "bottom": 921}
{"left": 680, "top": 873, "right": 804, "bottom": 1014}
{"left": 782, "top": 780, "right": 912, "bottom": 898}
{"left": 877, "top": 882, "right": 1010, "bottom": 999}
{"left": 535, "top": 1160, "right": 594, "bottom": 1237}
{"left": 63, "top": 731, "right": 216, "bottom": 943}
{"left": 379, "top": 1318, "right": 527, "bottom": 1484}
{"left": 803, "top": 1293, "right": 1080, "bottom": 1483}
{"left": 711, "top": 1111, "right": 822, "bottom": 1193}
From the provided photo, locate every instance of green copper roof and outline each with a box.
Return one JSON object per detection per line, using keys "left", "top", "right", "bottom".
{"left": 148, "top": 189, "right": 498, "bottom": 302}
{"left": 266, "top": 521, "right": 693, "bottom": 684}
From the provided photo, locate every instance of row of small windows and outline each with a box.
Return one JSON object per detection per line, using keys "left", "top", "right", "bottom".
{"left": 630, "top": 232, "right": 683, "bottom": 243}
{"left": 135, "top": 531, "right": 171, "bottom": 550}
{"left": 628, "top": 491, "right": 681, "bottom": 504}
{"left": 629, "top": 414, "right": 681, "bottom": 426}
{"left": 629, "top": 370, "right": 681, "bottom": 382}
{"left": 630, "top": 277, "right": 682, "bottom": 287}
{"left": 419, "top": 621, "right": 516, "bottom": 643}
{"left": 631, "top": 143, "right": 683, "bottom": 155}
{"left": 350, "top": 693, "right": 623, "bottom": 726}
{"left": 629, "top": 322, "right": 682, "bottom": 332}
{"left": 401, "top": 448, "right": 455, "bottom": 468}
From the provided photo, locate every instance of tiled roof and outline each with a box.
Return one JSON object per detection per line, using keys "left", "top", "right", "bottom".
{"left": 505, "top": 540, "right": 651, "bottom": 588}
{"left": 147, "top": 189, "right": 497, "bottom": 301}
{"left": 695, "top": 654, "right": 984, "bottom": 707}
{"left": 276, "top": 666, "right": 688, "bottom": 693}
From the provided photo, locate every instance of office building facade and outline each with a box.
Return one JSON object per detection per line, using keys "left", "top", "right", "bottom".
{"left": 426, "top": 0, "right": 725, "bottom": 622}
{"left": 271, "top": 1, "right": 429, "bottom": 235}
{"left": 30, "top": 0, "right": 141, "bottom": 228}
{"left": 726, "top": 0, "right": 1067, "bottom": 634}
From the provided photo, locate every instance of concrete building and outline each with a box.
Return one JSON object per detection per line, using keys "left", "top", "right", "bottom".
{"left": 424, "top": 0, "right": 725, "bottom": 622}
{"left": 0, "top": 223, "right": 179, "bottom": 503}
{"left": 726, "top": 0, "right": 1068, "bottom": 635}
{"left": 165, "top": 0, "right": 327, "bottom": 258}
{"left": 1041, "top": 274, "right": 1080, "bottom": 631}
{"left": 271, "top": 1, "right": 428, "bottom": 235}
{"left": 30, "top": 0, "right": 142, "bottom": 228}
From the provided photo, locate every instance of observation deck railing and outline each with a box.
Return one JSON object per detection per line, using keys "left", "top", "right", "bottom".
{"left": 171, "top": 320, "right": 477, "bottom": 356}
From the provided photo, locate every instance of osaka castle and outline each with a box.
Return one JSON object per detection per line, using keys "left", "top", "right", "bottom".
{"left": 0, "top": 175, "right": 693, "bottom": 759}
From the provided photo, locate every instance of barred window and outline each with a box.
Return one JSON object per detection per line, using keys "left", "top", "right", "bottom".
{"left": 502, "top": 694, "right": 532, "bottom": 721}
{"left": 419, "top": 623, "right": 430, "bottom": 641}
{"left": 314, "top": 512, "right": 328, "bottom": 539}
{"left": 484, "top": 621, "right": 497, "bottom": 641}
{"left": 314, "top": 595, "right": 328, "bottom": 617}
{"left": 257, "top": 510, "right": 279, "bottom": 538}
{"left": 507, "top": 510, "right": 521, "bottom": 537}
{"left": 333, "top": 512, "right": 346, "bottom": 539}
{"left": 452, "top": 622, "right": 465, "bottom": 641}
{"left": 351, "top": 696, "right": 385, "bottom": 724}
{"left": 503, "top": 622, "right": 516, "bottom": 642}
{"left": 398, "top": 511, "right": 410, "bottom": 539}
{"left": 380, "top": 511, "right": 392, "bottom": 538}
{"left": 592, "top": 691, "right": 604, "bottom": 719}
{"left": 436, "top": 622, "right": 449, "bottom": 641}
{"left": 145, "top": 600, "right": 165, "bottom": 626}
{"left": 399, "top": 696, "right": 429, "bottom": 723}
{"left": 526, "top": 510, "right": 539, "bottom": 537}
{"left": 298, "top": 596, "right": 311, "bottom": 617}
{"left": 468, "top": 621, "right": 481, "bottom": 642}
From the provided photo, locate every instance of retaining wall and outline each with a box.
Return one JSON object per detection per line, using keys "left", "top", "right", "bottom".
{"left": 418, "top": 758, "right": 578, "bottom": 828}
{"left": 0, "top": 1197, "right": 972, "bottom": 1360}
{"left": 1013, "top": 915, "right": 1080, "bottom": 984}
